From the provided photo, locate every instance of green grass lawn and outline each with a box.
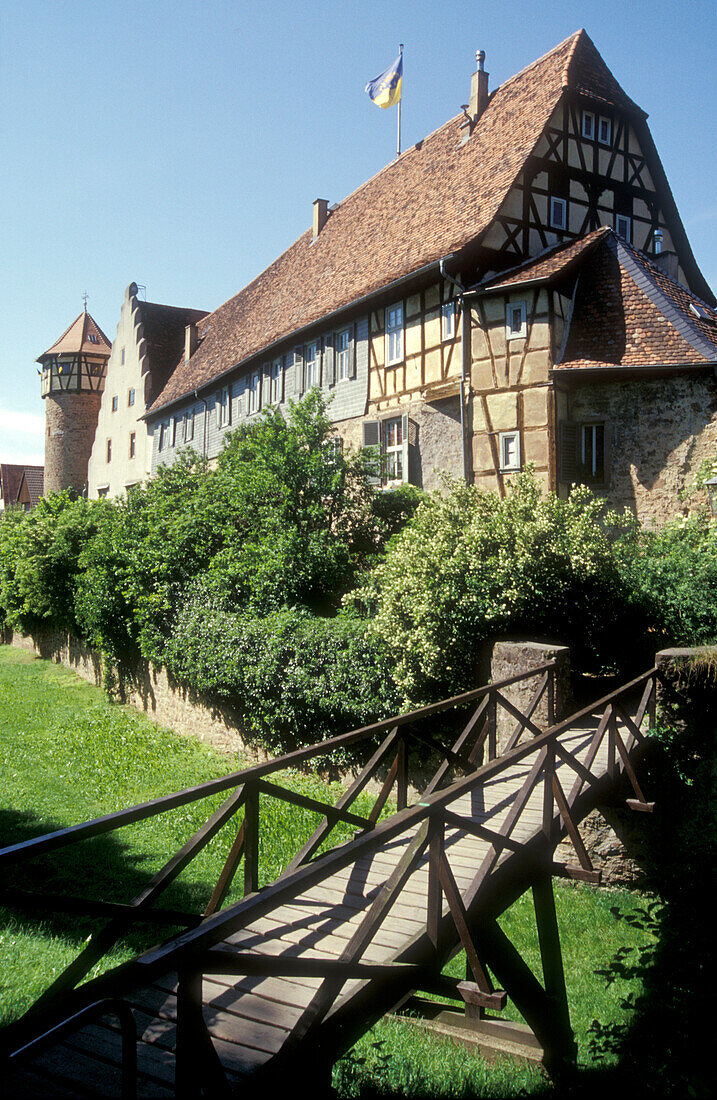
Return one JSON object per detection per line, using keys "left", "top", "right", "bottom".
{"left": 0, "top": 645, "right": 657, "bottom": 1097}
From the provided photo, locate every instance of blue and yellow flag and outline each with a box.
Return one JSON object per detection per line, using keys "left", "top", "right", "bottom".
{"left": 365, "top": 53, "right": 403, "bottom": 109}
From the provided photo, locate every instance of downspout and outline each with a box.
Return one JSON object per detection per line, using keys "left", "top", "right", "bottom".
{"left": 440, "top": 260, "right": 469, "bottom": 483}
{"left": 194, "top": 390, "right": 210, "bottom": 460}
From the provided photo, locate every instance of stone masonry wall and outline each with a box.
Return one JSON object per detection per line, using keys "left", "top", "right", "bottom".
{"left": 5, "top": 629, "right": 250, "bottom": 758}
{"left": 45, "top": 392, "right": 102, "bottom": 495}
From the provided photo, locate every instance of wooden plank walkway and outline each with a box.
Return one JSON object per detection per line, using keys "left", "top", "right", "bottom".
{"left": 3, "top": 697, "right": 651, "bottom": 1098}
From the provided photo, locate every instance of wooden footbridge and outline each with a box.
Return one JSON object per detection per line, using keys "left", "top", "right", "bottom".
{"left": 0, "top": 661, "right": 660, "bottom": 1097}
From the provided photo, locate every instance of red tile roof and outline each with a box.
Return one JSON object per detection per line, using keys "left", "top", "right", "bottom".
{"left": 0, "top": 464, "right": 44, "bottom": 507}
{"left": 38, "top": 310, "right": 111, "bottom": 361}
{"left": 556, "top": 234, "right": 717, "bottom": 370}
{"left": 476, "top": 227, "right": 611, "bottom": 291}
{"left": 18, "top": 467, "right": 44, "bottom": 507}
{"left": 151, "top": 29, "right": 643, "bottom": 414}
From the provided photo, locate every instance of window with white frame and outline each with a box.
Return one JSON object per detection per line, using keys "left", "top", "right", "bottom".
{"left": 249, "top": 370, "right": 261, "bottom": 413}
{"left": 441, "top": 300, "right": 456, "bottom": 341}
{"left": 550, "top": 196, "right": 567, "bottom": 231}
{"left": 506, "top": 301, "right": 527, "bottom": 340}
{"left": 598, "top": 116, "right": 612, "bottom": 145}
{"left": 305, "top": 340, "right": 319, "bottom": 388}
{"left": 499, "top": 431, "right": 521, "bottom": 472}
{"left": 383, "top": 417, "right": 405, "bottom": 482}
{"left": 184, "top": 409, "right": 195, "bottom": 443}
{"left": 129, "top": 432, "right": 136, "bottom": 459}
{"left": 217, "top": 387, "right": 231, "bottom": 427}
{"left": 128, "top": 387, "right": 135, "bottom": 407}
{"left": 385, "top": 303, "right": 404, "bottom": 365}
{"left": 270, "top": 358, "right": 283, "bottom": 404}
{"left": 172, "top": 417, "right": 179, "bottom": 447}
{"left": 111, "top": 394, "right": 118, "bottom": 412}
{"left": 158, "top": 423, "right": 167, "bottom": 451}
{"left": 581, "top": 110, "right": 595, "bottom": 140}
{"left": 615, "top": 214, "right": 631, "bottom": 242}
{"left": 336, "top": 328, "right": 351, "bottom": 380}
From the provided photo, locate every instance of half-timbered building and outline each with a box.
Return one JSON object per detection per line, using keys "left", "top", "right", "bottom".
{"left": 138, "top": 29, "right": 715, "bottom": 521}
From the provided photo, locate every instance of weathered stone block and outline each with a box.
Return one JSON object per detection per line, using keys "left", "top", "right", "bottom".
{"left": 490, "top": 640, "right": 572, "bottom": 754}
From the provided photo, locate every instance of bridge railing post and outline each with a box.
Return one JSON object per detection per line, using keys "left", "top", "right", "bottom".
{"left": 243, "top": 782, "right": 260, "bottom": 896}
{"left": 396, "top": 731, "right": 408, "bottom": 811}
{"left": 542, "top": 741, "right": 555, "bottom": 840}
{"left": 426, "top": 809, "right": 444, "bottom": 948}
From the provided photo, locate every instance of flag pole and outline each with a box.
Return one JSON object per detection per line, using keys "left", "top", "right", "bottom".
{"left": 397, "top": 43, "right": 403, "bottom": 158}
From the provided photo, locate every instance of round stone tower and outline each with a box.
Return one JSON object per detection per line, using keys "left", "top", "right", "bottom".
{"left": 38, "top": 308, "right": 111, "bottom": 495}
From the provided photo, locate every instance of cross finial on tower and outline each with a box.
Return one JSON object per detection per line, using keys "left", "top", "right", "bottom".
{"left": 82, "top": 291, "right": 89, "bottom": 311}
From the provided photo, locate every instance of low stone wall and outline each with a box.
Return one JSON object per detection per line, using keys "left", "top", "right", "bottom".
{"left": 3, "top": 628, "right": 250, "bottom": 758}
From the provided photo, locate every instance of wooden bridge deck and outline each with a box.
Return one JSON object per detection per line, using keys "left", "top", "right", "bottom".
{"left": 3, "top": 696, "right": 651, "bottom": 1099}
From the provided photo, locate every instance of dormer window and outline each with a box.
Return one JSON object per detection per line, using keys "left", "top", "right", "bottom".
{"left": 615, "top": 214, "right": 631, "bottom": 242}
{"left": 87, "top": 333, "right": 99, "bottom": 344}
{"left": 506, "top": 301, "right": 527, "bottom": 340}
{"left": 598, "top": 116, "right": 612, "bottom": 145}
{"left": 550, "top": 196, "right": 567, "bottom": 231}
{"left": 581, "top": 111, "right": 595, "bottom": 140}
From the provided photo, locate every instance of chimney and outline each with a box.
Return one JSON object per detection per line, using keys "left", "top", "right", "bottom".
{"left": 460, "top": 50, "right": 489, "bottom": 144}
{"left": 312, "top": 198, "right": 329, "bottom": 241}
{"left": 653, "top": 251, "right": 680, "bottom": 281}
{"left": 185, "top": 322, "right": 199, "bottom": 362}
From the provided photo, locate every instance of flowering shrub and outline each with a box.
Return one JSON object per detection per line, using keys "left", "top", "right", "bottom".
{"left": 350, "top": 472, "right": 644, "bottom": 700}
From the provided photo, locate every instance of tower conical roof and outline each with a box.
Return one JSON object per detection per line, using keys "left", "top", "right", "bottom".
{"left": 37, "top": 310, "right": 111, "bottom": 362}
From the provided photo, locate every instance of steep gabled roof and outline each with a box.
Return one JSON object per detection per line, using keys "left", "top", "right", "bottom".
{"left": 37, "top": 310, "right": 111, "bottom": 361}
{"left": 556, "top": 232, "right": 717, "bottom": 370}
{"left": 153, "top": 29, "right": 644, "bottom": 414}
{"left": 0, "top": 464, "right": 25, "bottom": 504}
{"left": 17, "top": 467, "right": 44, "bottom": 507}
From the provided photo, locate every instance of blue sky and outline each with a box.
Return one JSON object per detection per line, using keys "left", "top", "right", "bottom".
{"left": 1, "top": 0, "right": 715, "bottom": 465}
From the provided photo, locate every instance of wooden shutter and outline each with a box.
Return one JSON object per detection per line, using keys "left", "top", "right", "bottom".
{"left": 401, "top": 412, "right": 410, "bottom": 484}
{"left": 559, "top": 421, "right": 579, "bottom": 484}
{"left": 362, "top": 419, "right": 381, "bottom": 486}
{"left": 348, "top": 324, "right": 356, "bottom": 379}
{"left": 324, "top": 334, "right": 335, "bottom": 386}
{"left": 279, "top": 355, "right": 286, "bottom": 403}
{"left": 294, "top": 346, "right": 304, "bottom": 394}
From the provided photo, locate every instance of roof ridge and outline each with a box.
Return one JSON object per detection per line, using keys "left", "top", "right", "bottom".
{"left": 561, "top": 28, "right": 586, "bottom": 87}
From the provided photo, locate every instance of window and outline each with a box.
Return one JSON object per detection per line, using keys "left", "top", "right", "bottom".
{"left": 499, "top": 431, "right": 521, "bottom": 472}
{"left": 171, "top": 417, "right": 179, "bottom": 447}
{"left": 615, "top": 214, "right": 631, "bottom": 242}
{"left": 598, "top": 116, "right": 612, "bottom": 145}
{"left": 560, "top": 421, "right": 606, "bottom": 485}
{"left": 361, "top": 415, "right": 410, "bottom": 487}
{"left": 129, "top": 432, "right": 136, "bottom": 459}
{"left": 184, "top": 409, "right": 195, "bottom": 443}
{"left": 336, "top": 328, "right": 351, "bottom": 380}
{"left": 111, "top": 394, "right": 118, "bottom": 412}
{"left": 88, "top": 333, "right": 99, "bottom": 344}
{"left": 120, "top": 348, "right": 125, "bottom": 365}
{"left": 383, "top": 417, "right": 405, "bottom": 481}
{"left": 550, "top": 196, "right": 567, "bottom": 231}
{"left": 506, "top": 301, "right": 527, "bottom": 340}
{"left": 305, "top": 341, "right": 320, "bottom": 388}
{"left": 270, "top": 358, "right": 283, "bottom": 404}
{"left": 158, "top": 422, "right": 168, "bottom": 451}
{"left": 581, "top": 111, "right": 595, "bottom": 140}
{"left": 441, "top": 301, "right": 457, "bottom": 341}
{"left": 97, "top": 487, "right": 109, "bottom": 498}
{"left": 249, "top": 370, "right": 261, "bottom": 413}
{"left": 128, "top": 387, "right": 135, "bottom": 407}
{"left": 217, "top": 387, "right": 231, "bottom": 427}
{"left": 106, "top": 439, "right": 112, "bottom": 463}
{"left": 385, "top": 303, "right": 404, "bottom": 365}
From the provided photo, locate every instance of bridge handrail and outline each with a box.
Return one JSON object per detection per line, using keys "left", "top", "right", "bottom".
{"left": 0, "top": 661, "right": 557, "bottom": 869}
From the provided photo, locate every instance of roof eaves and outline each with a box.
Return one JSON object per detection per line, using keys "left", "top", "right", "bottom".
{"left": 145, "top": 253, "right": 454, "bottom": 419}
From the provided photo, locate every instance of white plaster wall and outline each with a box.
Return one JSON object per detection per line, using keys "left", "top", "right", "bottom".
{"left": 88, "top": 283, "right": 150, "bottom": 498}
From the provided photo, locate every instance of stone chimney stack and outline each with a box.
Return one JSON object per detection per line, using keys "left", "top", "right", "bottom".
{"left": 185, "top": 322, "right": 199, "bottom": 362}
{"left": 312, "top": 198, "right": 329, "bottom": 241}
{"left": 460, "top": 50, "right": 490, "bottom": 144}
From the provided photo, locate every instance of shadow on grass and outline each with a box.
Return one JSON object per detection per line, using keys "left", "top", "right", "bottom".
{"left": 0, "top": 804, "right": 221, "bottom": 978}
